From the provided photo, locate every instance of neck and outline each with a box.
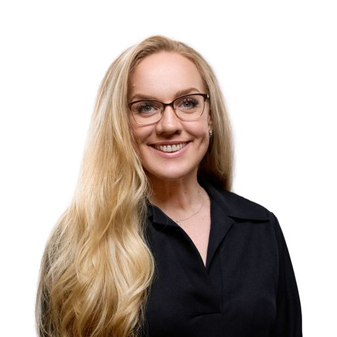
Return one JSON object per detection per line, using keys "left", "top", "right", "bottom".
{"left": 148, "top": 173, "right": 205, "bottom": 217}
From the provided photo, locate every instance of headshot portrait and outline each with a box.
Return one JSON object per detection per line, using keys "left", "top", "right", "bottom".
{"left": 36, "top": 35, "right": 302, "bottom": 336}
{"left": 1, "top": 1, "right": 336, "bottom": 337}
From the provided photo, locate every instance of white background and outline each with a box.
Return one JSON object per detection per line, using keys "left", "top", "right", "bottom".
{"left": 1, "top": 0, "right": 336, "bottom": 336}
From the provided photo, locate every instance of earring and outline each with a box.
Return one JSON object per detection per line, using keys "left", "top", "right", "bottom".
{"left": 209, "top": 130, "right": 213, "bottom": 137}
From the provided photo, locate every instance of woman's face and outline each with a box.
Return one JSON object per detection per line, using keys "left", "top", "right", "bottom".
{"left": 129, "top": 52, "right": 212, "bottom": 183}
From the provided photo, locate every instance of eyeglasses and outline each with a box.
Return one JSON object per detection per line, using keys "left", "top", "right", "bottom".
{"left": 128, "top": 93, "right": 209, "bottom": 125}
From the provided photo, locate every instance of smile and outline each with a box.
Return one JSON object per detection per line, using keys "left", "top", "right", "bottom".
{"left": 154, "top": 143, "right": 188, "bottom": 153}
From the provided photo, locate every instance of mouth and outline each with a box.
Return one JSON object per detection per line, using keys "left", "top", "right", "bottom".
{"left": 153, "top": 142, "right": 188, "bottom": 153}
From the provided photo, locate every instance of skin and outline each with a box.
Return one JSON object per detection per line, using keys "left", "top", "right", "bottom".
{"left": 129, "top": 52, "right": 212, "bottom": 265}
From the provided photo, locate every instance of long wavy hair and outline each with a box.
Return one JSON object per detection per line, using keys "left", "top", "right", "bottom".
{"left": 36, "top": 35, "right": 233, "bottom": 337}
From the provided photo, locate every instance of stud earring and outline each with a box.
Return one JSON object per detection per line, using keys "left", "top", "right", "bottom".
{"left": 209, "top": 130, "right": 213, "bottom": 137}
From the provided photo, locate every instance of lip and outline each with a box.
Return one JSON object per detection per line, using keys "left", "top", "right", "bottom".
{"left": 149, "top": 141, "right": 190, "bottom": 158}
{"left": 150, "top": 140, "right": 190, "bottom": 146}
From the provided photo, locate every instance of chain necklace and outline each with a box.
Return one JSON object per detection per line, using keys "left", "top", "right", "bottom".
{"left": 174, "top": 192, "right": 205, "bottom": 225}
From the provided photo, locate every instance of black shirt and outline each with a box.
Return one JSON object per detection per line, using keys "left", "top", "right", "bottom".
{"left": 143, "top": 180, "right": 302, "bottom": 337}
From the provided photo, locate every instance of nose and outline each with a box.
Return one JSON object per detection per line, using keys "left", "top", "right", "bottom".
{"left": 155, "top": 106, "right": 182, "bottom": 135}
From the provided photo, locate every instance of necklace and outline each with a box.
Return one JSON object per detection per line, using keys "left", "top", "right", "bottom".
{"left": 174, "top": 192, "right": 205, "bottom": 225}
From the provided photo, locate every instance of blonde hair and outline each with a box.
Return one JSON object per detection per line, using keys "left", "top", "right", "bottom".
{"left": 36, "top": 35, "right": 233, "bottom": 337}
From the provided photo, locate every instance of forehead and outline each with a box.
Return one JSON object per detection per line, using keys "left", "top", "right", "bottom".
{"left": 129, "top": 52, "right": 205, "bottom": 101}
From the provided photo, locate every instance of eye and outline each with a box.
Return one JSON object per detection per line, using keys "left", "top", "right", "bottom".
{"left": 132, "top": 101, "right": 161, "bottom": 115}
{"left": 177, "top": 97, "right": 200, "bottom": 110}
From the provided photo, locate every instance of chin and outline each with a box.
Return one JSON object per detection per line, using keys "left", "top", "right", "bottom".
{"left": 145, "top": 167, "right": 198, "bottom": 183}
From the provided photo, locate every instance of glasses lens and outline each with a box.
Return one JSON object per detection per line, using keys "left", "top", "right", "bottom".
{"left": 174, "top": 94, "right": 205, "bottom": 120}
{"left": 130, "top": 100, "right": 162, "bottom": 124}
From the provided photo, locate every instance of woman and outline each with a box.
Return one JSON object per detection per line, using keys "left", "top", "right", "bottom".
{"left": 36, "top": 36, "right": 302, "bottom": 337}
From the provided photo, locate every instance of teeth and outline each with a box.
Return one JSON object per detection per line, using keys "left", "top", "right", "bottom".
{"left": 155, "top": 143, "right": 187, "bottom": 153}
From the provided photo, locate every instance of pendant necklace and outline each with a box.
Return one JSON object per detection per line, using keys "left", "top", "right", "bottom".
{"left": 174, "top": 192, "right": 205, "bottom": 225}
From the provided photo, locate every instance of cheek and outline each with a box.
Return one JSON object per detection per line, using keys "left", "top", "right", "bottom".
{"left": 186, "top": 120, "right": 210, "bottom": 139}
{"left": 129, "top": 119, "right": 143, "bottom": 142}
{"left": 129, "top": 124, "right": 153, "bottom": 156}
{"left": 132, "top": 128, "right": 148, "bottom": 145}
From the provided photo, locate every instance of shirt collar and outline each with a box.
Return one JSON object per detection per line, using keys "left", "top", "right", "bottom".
{"left": 200, "top": 178, "right": 270, "bottom": 222}
{"left": 147, "top": 178, "right": 270, "bottom": 227}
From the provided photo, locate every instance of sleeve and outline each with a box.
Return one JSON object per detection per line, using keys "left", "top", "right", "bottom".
{"left": 271, "top": 213, "right": 303, "bottom": 337}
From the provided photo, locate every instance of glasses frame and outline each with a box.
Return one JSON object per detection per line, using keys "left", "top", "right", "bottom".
{"left": 128, "top": 93, "right": 210, "bottom": 125}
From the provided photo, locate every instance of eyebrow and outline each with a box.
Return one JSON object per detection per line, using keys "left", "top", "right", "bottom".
{"left": 129, "top": 87, "right": 201, "bottom": 102}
